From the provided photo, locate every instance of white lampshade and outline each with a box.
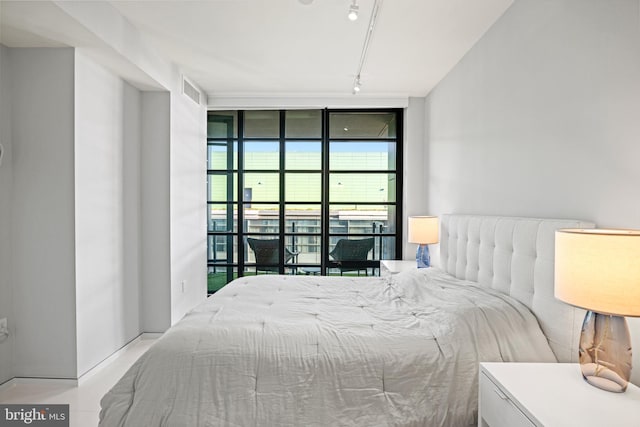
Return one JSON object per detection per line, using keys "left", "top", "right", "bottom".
{"left": 555, "top": 229, "right": 640, "bottom": 317}
{"left": 408, "top": 216, "right": 439, "bottom": 245}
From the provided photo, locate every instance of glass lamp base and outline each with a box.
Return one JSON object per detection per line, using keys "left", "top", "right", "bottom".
{"left": 579, "top": 311, "right": 632, "bottom": 393}
{"left": 416, "top": 244, "right": 430, "bottom": 268}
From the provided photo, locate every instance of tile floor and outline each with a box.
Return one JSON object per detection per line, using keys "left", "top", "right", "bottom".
{"left": 0, "top": 336, "right": 156, "bottom": 427}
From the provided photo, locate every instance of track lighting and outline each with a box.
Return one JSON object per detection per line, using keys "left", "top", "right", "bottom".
{"left": 349, "top": 0, "right": 382, "bottom": 94}
{"left": 348, "top": 0, "right": 359, "bottom": 21}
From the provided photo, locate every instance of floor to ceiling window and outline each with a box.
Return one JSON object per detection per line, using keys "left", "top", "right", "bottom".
{"left": 207, "top": 109, "right": 403, "bottom": 293}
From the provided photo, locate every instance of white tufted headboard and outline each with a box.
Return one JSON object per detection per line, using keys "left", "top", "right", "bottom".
{"left": 439, "top": 214, "right": 595, "bottom": 363}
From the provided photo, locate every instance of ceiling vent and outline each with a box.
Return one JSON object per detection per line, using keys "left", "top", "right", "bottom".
{"left": 182, "top": 76, "right": 201, "bottom": 105}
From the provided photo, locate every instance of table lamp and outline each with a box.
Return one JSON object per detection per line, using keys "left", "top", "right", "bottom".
{"left": 555, "top": 228, "right": 640, "bottom": 392}
{"left": 408, "top": 216, "right": 439, "bottom": 268}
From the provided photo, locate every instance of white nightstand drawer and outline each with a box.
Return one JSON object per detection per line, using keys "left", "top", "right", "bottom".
{"left": 480, "top": 363, "right": 640, "bottom": 426}
{"left": 479, "top": 372, "right": 534, "bottom": 427}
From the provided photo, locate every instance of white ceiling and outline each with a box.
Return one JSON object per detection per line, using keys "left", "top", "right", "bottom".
{"left": 0, "top": 0, "right": 513, "bottom": 98}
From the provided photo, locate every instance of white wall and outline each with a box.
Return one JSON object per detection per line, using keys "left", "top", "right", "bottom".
{"left": 140, "top": 92, "right": 172, "bottom": 332}
{"left": 1, "top": 2, "right": 208, "bottom": 379}
{"left": 10, "top": 48, "right": 77, "bottom": 378}
{"left": 403, "top": 97, "right": 428, "bottom": 259}
{"left": 170, "top": 88, "right": 207, "bottom": 324}
{"left": 424, "top": 0, "right": 640, "bottom": 380}
{"left": 56, "top": 0, "right": 208, "bottom": 333}
{"left": 123, "top": 82, "right": 142, "bottom": 345}
{"left": 74, "top": 51, "right": 141, "bottom": 376}
{"left": 0, "top": 45, "right": 14, "bottom": 384}
{"left": 426, "top": 0, "right": 640, "bottom": 225}
{"left": 139, "top": 86, "right": 208, "bottom": 332}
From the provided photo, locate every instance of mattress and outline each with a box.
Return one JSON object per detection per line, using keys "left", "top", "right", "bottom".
{"left": 99, "top": 268, "right": 556, "bottom": 426}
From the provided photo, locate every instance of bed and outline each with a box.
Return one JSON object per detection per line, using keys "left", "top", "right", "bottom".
{"left": 99, "top": 215, "right": 594, "bottom": 426}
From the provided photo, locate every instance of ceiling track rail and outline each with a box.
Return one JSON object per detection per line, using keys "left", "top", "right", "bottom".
{"left": 352, "top": 0, "right": 383, "bottom": 94}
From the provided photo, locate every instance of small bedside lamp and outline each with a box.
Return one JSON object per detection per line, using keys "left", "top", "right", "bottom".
{"left": 555, "top": 229, "right": 640, "bottom": 393}
{"left": 408, "top": 216, "right": 439, "bottom": 268}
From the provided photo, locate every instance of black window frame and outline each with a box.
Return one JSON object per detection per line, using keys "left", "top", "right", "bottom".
{"left": 207, "top": 108, "right": 403, "bottom": 293}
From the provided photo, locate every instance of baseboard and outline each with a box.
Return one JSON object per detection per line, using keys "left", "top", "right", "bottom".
{"left": 140, "top": 332, "right": 163, "bottom": 339}
{"left": 77, "top": 333, "right": 153, "bottom": 385}
{"left": 0, "top": 332, "right": 161, "bottom": 390}
{"left": 0, "top": 376, "right": 78, "bottom": 392}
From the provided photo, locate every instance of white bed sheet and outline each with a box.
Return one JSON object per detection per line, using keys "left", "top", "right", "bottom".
{"left": 99, "top": 268, "right": 556, "bottom": 427}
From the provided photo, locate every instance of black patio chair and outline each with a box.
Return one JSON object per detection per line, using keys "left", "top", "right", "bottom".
{"left": 246, "top": 238, "right": 299, "bottom": 274}
{"left": 329, "top": 237, "right": 375, "bottom": 276}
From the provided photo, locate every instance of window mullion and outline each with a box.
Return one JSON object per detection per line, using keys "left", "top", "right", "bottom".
{"left": 237, "top": 111, "right": 245, "bottom": 277}
{"left": 279, "top": 110, "right": 286, "bottom": 274}
{"left": 321, "top": 108, "right": 330, "bottom": 275}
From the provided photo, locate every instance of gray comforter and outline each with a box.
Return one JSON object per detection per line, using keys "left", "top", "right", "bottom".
{"left": 99, "top": 268, "right": 556, "bottom": 426}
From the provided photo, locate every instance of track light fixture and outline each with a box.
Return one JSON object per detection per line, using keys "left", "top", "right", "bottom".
{"left": 353, "top": 75, "right": 362, "bottom": 94}
{"left": 348, "top": 0, "right": 359, "bottom": 21}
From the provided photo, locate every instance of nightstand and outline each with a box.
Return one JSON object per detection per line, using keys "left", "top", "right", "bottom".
{"left": 479, "top": 363, "right": 640, "bottom": 427}
{"left": 380, "top": 260, "right": 417, "bottom": 276}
